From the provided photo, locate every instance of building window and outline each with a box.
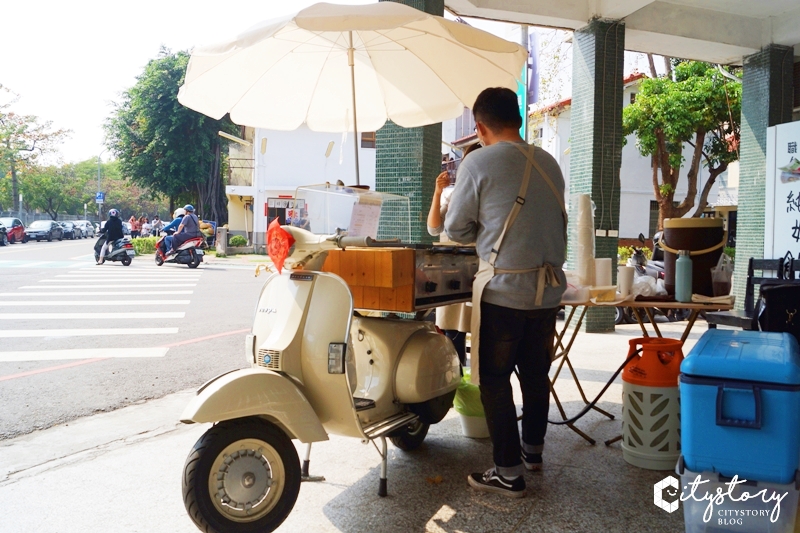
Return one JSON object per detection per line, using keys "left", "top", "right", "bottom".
{"left": 361, "top": 132, "right": 376, "bottom": 149}
{"left": 531, "top": 127, "right": 544, "bottom": 147}
{"left": 648, "top": 200, "right": 659, "bottom": 238}
{"left": 630, "top": 93, "right": 636, "bottom": 104}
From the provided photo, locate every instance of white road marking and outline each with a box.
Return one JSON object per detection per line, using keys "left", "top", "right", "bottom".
{"left": 70, "top": 254, "right": 96, "bottom": 260}
{"left": 1, "top": 300, "right": 190, "bottom": 306}
{"left": 20, "top": 279, "right": 197, "bottom": 290}
{"left": 20, "top": 261, "right": 49, "bottom": 268}
{"left": 49, "top": 276, "right": 200, "bottom": 283}
{"left": 0, "top": 291, "right": 194, "bottom": 296}
{"left": 0, "top": 328, "right": 179, "bottom": 338}
{"left": 0, "top": 312, "right": 185, "bottom": 319}
{"left": 0, "top": 347, "right": 170, "bottom": 362}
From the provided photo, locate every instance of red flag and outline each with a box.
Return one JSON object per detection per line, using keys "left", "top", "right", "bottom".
{"left": 267, "top": 219, "right": 295, "bottom": 274}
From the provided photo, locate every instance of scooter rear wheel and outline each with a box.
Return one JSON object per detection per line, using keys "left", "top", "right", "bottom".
{"left": 389, "top": 419, "right": 430, "bottom": 451}
{"left": 183, "top": 418, "right": 300, "bottom": 533}
{"left": 121, "top": 256, "right": 132, "bottom": 266}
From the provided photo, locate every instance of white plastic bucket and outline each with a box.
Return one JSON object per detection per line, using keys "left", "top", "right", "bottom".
{"left": 459, "top": 414, "right": 489, "bottom": 438}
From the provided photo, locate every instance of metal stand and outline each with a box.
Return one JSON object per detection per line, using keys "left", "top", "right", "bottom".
{"left": 378, "top": 437, "right": 388, "bottom": 497}
{"left": 547, "top": 306, "right": 615, "bottom": 445}
{"left": 300, "top": 443, "right": 325, "bottom": 482}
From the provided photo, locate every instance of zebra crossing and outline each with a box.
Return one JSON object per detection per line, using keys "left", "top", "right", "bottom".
{"left": 0, "top": 263, "right": 203, "bottom": 362}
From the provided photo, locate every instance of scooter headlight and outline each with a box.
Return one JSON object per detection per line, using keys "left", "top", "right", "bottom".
{"left": 328, "top": 343, "right": 346, "bottom": 374}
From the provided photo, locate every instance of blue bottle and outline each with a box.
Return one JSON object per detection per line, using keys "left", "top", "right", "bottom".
{"left": 675, "top": 250, "right": 693, "bottom": 303}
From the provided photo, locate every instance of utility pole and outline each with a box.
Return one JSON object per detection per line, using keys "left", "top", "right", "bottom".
{"left": 97, "top": 149, "right": 106, "bottom": 221}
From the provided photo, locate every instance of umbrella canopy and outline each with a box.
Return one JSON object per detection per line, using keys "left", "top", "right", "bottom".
{"left": 177, "top": 2, "right": 527, "bottom": 133}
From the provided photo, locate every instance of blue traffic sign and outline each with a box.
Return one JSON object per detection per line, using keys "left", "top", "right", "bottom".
{"left": 95, "top": 192, "right": 105, "bottom": 204}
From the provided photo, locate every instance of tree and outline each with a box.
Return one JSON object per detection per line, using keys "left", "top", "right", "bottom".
{"left": 623, "top": 61, "right": 741, "bottom": 230}
{"left": 0, "top": 85, "right": 70, "bottom": 212}
{"left": 105, "top": 47, "right": 238, "bottom": 223}
{"left": 22, "top": 165, "right": 88, "bottom": 220}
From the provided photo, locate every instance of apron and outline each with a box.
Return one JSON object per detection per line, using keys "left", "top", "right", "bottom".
{"left": 469, "top": 143, "right": 568, "bottom": 385}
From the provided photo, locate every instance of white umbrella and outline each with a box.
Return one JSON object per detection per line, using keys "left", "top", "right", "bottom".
{"left": 178, "top": 1, "right": 526, "bottom": 184}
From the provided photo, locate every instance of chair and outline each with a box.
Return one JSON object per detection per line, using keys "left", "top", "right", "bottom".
{"left": 756, "top": 284, "right": 800, "bottom": 343}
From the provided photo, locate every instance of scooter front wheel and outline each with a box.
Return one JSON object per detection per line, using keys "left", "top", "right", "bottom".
{"left": 183, "top": 418, "right": 300, "bottom": 533}
{"left": 154, "top": 254, "right": 164, "bottom": 266}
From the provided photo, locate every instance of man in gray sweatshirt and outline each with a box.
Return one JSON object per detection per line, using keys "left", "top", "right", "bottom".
{"left": 445, "top": 88, "right": 567, "bottom": 498}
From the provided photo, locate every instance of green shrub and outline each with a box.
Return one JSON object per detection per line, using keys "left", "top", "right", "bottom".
{"left": 131, "top": 236, "right": 157, "bottom": 255}
{"left": 723, "top": 246, "right": 735, "bottom": 261}
{"left": 229, "top": 235, "right": 248, "bottom": 247}
{"left": 618, "top": 245, "right": 652, "bottom": 264}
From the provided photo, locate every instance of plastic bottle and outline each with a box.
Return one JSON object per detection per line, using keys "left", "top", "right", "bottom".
{"left": 675, "top": 250, "right": 693, "bottom": 303}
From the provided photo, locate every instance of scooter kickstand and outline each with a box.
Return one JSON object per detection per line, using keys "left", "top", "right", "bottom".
{"left": 378, "top": 436, "right": 388, "bottom": 497}
{"left": 300, "top": 443, "right": 325, "bottom": 483}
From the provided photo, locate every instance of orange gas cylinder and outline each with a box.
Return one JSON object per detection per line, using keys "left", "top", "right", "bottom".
{"left": 621, "top": 337, "right": 684, "bottom": 470}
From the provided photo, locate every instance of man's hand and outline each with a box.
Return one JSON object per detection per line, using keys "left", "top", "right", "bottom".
{"left": 434, "top": 171, "right": 450, "bottom": 195}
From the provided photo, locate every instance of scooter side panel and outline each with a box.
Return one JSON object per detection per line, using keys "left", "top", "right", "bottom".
{"left": 180, "top": 368, "right": 328, "bottom": 443}
{"left": 395, "top": 329, "right": 460, "bottom": 403}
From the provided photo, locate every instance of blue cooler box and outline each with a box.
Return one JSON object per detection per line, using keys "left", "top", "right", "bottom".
{"left": 680, "top": 330, "right": 800, "bottom": 484}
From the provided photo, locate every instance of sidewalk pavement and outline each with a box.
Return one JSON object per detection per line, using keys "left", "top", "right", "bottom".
{"left": 1, "top": 322, "right": 713, "bottom": 533}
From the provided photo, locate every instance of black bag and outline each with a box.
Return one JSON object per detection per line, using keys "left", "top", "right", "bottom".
{"left": 755, "top": 283, "right": 800, "bottom": 343}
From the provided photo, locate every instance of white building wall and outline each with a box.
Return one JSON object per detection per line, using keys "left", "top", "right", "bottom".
{"left": 249, "top": 125, "right": 376, "bottom": 247}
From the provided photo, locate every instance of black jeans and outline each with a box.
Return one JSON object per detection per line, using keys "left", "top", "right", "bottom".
{"left": 478, "top": 301, "right": 558, "bottom": 476}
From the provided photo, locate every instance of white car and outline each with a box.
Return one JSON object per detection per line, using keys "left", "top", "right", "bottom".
{"left": 74, "top": 221, "right": 95, "bottom": 238}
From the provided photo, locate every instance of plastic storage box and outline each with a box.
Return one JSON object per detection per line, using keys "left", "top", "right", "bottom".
{"left": 680, "top": 330, "right": 800, "bottom": 484}
{"left": 677, "top": 457, "right": 800, "bottom": 533}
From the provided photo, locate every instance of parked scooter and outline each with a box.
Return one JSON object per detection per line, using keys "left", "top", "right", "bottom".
{"left": 154, "top": 232, "right": 204, "bottom": 268}
{"left": 180, "top": 226, "right": 460, "bottom": 533}
{"left": 616, "top": 233, "right": 687, "bottom": 324}
{"left": 94, "top": 236, "right": 135, "bottom": 266}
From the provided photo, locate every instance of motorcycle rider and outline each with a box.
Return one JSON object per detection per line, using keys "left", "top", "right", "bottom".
{"left": 160, "top": 208, "right": 185, "bottom": 255}
{"left": 171, "top": 204, "right": 202, "bottom": 252}
{"left": 97, "top": 209, "right": 124, "bottom": 265}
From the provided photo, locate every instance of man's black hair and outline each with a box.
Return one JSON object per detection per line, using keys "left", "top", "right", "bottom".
{"left": 472, "top": 87, "right": 522, "bottom": 132}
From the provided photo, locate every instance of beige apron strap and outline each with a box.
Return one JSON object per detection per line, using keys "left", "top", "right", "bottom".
{"left": 488, "top": 144, "right": 535, "bottom": 267}
{"left": 511, "top": 143, "right": 568, "bottom": 242}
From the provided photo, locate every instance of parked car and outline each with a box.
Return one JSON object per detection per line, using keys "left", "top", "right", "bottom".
{"left": 74, "top": 221, "right": 95, "bottom": 238}
{"left": 0, "top": 217, "right": 28, "bottom": 243}
{"left": 0, "top": 222, "right": 8, "bottom": 246}
{"left": 59, "top": 221, "right": 81, "bottom": 240}
{"left": 27, "top": 220, "right": 64, "bottom": 242}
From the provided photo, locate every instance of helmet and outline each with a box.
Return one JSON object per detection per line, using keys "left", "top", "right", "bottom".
{"left": 108, "top": 209, "right": 119, "bottom": 218}
{"left": 183, "top": 204, "right": 195, "bottom": 212}
{"left": 173, "top": 208, "right": 186, "bottom": 218}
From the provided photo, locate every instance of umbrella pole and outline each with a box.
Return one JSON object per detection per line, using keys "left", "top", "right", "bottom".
{"left": 348, "top": 31, "right": 360, "bottom": 186}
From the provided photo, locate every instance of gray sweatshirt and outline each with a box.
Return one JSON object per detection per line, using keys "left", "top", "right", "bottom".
{"left": 444, "top": 141, "right": 567, "bottom": 310}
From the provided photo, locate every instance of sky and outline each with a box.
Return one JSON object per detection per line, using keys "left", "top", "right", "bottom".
{"left": 1, "top": 0, "right": 375, "bottom": 165}
{"left": 2, "top": 1, "right": 650, "bottom": 166}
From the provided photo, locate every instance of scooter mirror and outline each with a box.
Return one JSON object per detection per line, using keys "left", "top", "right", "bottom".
{"left": 638, "top": 233, "right": 646, "bottom": 244}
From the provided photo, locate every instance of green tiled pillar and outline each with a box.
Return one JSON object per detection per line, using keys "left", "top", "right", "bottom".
{"left": 733, "top": 45, "right": 795, "bottom": 309}
{"left": 375, "top": 0, "right": 444, "bottom": 244}
{"left": 567, "top": 20, "right": 625, "bottom": 332}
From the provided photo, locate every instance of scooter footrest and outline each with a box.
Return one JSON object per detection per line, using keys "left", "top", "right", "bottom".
{"left": 363, "top": 413, "right": 418, "bottom": 439}
{"left": 353, "top": 397, "right": 376, "bottom": 411}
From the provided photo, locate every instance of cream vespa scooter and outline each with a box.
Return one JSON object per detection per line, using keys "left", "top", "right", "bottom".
{"left": 180, "top": 224, "right": 461, "bottom": 533}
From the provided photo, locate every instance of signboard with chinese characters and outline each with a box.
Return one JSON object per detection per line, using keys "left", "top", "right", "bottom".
{"left": 765, "top": 121, "right": 800, "bottom": 259}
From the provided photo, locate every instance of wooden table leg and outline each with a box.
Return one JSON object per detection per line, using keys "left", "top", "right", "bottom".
{"left": 631, "top": 307, "right": 649, "bottom": 337}
{"left": 643, "top": 307, "right": 662, "bottom": 337}
{"left": 549, "top": 381, "right": 596, "bottom": 445}
{"left": 680, "top": 309, "right": 700, "bottom": 343}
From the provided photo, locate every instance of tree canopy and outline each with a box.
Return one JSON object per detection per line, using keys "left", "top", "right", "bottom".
{"left": 0, "top": 84, "right": 70, "bottom": 212}
{"left": 623, "top": 61, "right": 741, "bottom": 230}
{"left": 106, "top": 47, "right": 238, "bottom": 223}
